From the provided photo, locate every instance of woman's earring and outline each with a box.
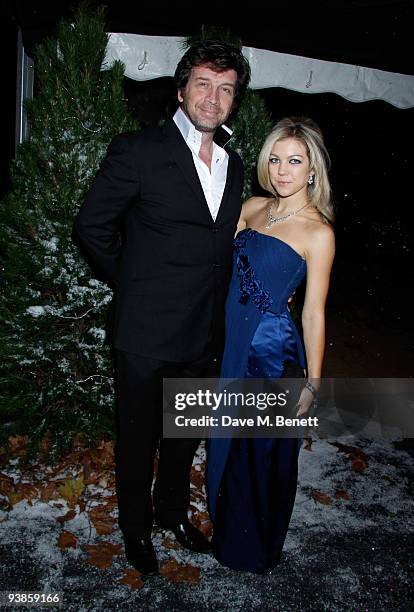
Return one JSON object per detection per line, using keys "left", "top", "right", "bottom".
{"left": 308, "top": 175, "right": 314, "bottom": 185}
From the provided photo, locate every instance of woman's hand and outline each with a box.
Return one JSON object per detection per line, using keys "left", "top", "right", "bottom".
{"left": 295, "top": 386, "right": 315, "bottom": 417}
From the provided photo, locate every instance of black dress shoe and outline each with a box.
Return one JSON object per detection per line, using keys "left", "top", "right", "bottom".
{"left": 123, "top": 534, "right": 158, "bottom": 575}
{"left": 158, "top": 519, "right": 212, "bottom": 554}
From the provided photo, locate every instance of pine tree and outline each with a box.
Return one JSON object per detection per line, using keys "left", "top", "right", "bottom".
{"left": 0, "top": 4, "right": 138, "bottom": 458}
{"left": 231, "top": 90, "right": 272, "bottom": 199}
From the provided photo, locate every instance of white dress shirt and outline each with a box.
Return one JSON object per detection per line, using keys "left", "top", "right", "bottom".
{"left": 173, "top": 107, "right": 232, "bottom": 221}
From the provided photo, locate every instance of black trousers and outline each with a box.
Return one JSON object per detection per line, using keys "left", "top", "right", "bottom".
{"left": 115, "top": 344, "right": 219, "bottom": 537}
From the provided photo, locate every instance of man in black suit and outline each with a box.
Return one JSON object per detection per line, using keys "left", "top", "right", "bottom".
{"left": 73, "top": 40, "right": 250, "bottom": 574}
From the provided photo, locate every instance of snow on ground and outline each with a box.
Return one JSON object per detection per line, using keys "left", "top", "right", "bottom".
{"left": 0, "top": 436, "right": 413, "bottom": 611}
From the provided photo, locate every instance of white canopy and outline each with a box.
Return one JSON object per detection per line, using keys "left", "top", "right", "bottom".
{"left": 103, "top": 33, "right": 414, "bottom": 109}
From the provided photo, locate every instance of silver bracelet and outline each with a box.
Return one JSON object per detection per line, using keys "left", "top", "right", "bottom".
{"left": 305, "top": 380, "right": 317, "bottom": 398}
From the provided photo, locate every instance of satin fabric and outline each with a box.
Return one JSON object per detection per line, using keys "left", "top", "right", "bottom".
{"left": 247, "top": 310, "right": 305, "bottom": 379}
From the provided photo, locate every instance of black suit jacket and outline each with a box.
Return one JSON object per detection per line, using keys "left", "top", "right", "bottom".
{"left": 73, "top": 118, "right": 244, "bottom": 361}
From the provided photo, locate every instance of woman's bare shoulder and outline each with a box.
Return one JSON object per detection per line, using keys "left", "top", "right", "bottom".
{"left": 306, "top": 219, "right": 335, "bottom": 256}
{"left": 241, "top": 196, "right": 270, "bottom": 219}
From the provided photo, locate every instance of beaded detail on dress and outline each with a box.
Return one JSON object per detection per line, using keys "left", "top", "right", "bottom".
{"left": 234, "top": 229, "right": 273, "bottom": 314}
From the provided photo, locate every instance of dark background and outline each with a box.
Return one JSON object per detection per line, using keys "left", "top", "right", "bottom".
{"left": 1, "top": 0, "right": 413, "bottom": 371}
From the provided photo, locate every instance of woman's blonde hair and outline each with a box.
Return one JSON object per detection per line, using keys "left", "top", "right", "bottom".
{"left": 257, "top": 117, "right": 334, "bottom": 223}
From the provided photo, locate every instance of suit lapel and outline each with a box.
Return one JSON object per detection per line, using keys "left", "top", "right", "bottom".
{"left": 162, "top": 119, "right": 210, "bottom": 214}
{"left": 162, "top": 118, "right": 238, "bottom": 224}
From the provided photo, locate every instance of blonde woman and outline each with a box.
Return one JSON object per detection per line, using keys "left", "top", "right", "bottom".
{"left": 207, "top": 117, "right": 335, "bottom": 573}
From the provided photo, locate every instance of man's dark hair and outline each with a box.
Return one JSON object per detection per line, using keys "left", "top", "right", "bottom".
{"left": 174, "top": 40, "right": 251, "bottom": 108}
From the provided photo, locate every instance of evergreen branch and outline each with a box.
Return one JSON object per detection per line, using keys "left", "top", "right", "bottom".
{"left": 62, "top": 116, "right": 102, "bottom": 133}
{"left": 56, "top": 308, "right": 96, "bottom": 320}
{"left": 76, "top": 375, "right": 112, "bottom": 384}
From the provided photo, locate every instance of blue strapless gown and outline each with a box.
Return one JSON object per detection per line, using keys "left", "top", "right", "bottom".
{"left": 207, "top": 228, "right": 307, "bottom": 573}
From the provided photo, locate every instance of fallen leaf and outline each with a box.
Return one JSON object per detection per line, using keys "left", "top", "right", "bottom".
{"left": 40, "top": 482, "right": 61, "bottom": 503}
{"left": 14, "top": 482, "right": 38, "bottom": 501}
{"left": 189, "top": 504, "right": 200, "bottom": 517}
{"left": 303, "top": 437, "right": 313, "bottom": 451}
{"left": 6, "top": 482, "right": 38, "bottom": 506}
{"left": 7, "top": 490, "right": 25, "bottom": 506}
{"left": 118, "top": 568, "right": 144, "bottom": 590}
{"left": 85, "top": 551, "right": 112, "bottom": 569}
{"left": 58, "top": 476, "right": 85, "bottom": 507}
{"left": 58, "top": 530, "right": 77, "bottom": 549}
{"left": 84, "top": 541, "right": 122, "bottom": 569}
{"left": 191, "top": 510, "right": 209, "bottom": 524}
{"left": 85, "top": 542, "right": 123, "bottom": 556}
{"left": 198, "top": 520, "right": 213, "bottom": 540}
{"left": 89, "top": 505, "right": 115, "bottom": 535}
{"left": 311, "top": 490, "right": 331, "bottom": 505}
{"left": 106, "top": 476, "right": 116, "bottom": 491}
{"left": 335, "top": 490, "right": 351, "bottom": 500}
{"left": 8, "top": 435, "right": 28, "bottom": 456}
{"left": 330, "top": 442, "right": 369, "bottom": 472}
{"left": 162, "top": 537, "right": 180, "bottom": 550}
{"left": 102, "top": 495, "right": 118, "bottom": 512}
{"left": 160, "top": 558, "right": 200, "bottom": 584}
{"left": 85, "top": 472, "right": 100, "bottom": 486}
{"left": 351, "top": 457, "right": 368, "bottom": 472}
{"left": 190, "top": 467, "right": 204, "bottom": 491}
{"left": 188, "top": 509, "right": 213, "bottom": 538}
{"left": 57, "top": 509, "right": 76, "bottom": 524}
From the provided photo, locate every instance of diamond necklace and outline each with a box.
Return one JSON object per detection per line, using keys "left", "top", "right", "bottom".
{"left": 265, "top": 200, "right": 311, "bottom": 228}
